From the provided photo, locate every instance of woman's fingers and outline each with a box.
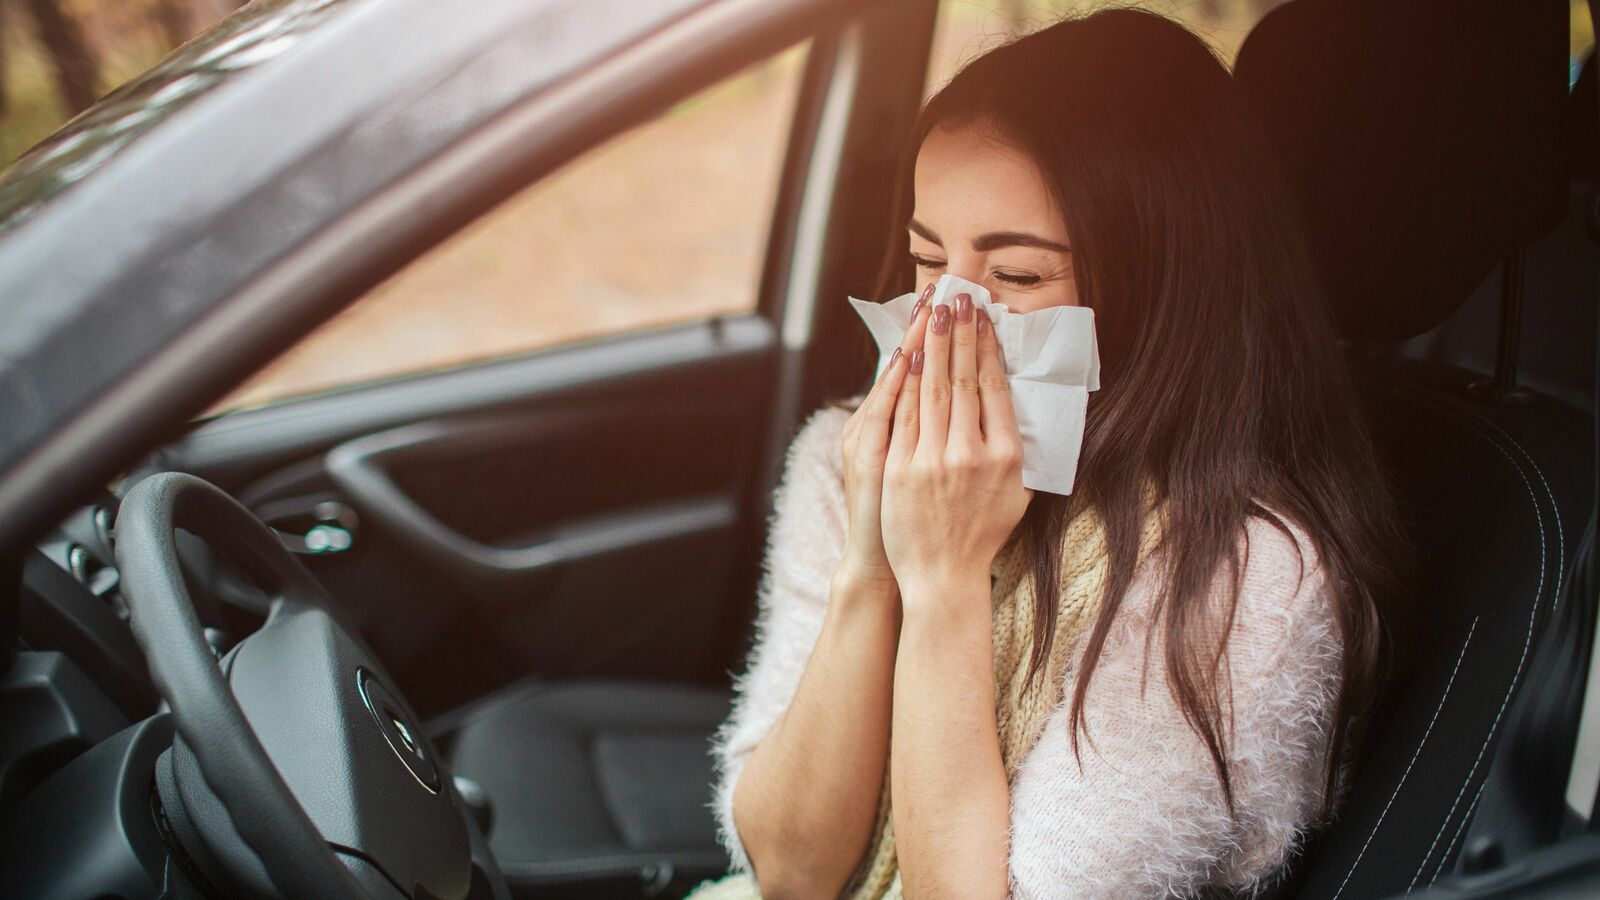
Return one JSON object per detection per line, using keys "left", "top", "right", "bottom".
{"left": 900, "top": 283, "right": 934, "bottom": 365}
{"left": 974, "top": 304, "right": 1021, "bottom": 451}
{"left": 948, "top": 291, "right": 981, "bottom": 444}
{"left": 919, "top": 293, "right": 953, "bottom": 452}
{"left": 846, "top": 284, "right": 933, "bottom": 456}
{"left": 889, "top": 329, "right": 924, "bottom": 467}
{"left": 857, "top": 343, "right": 909, "bottom": 466}
{"left": 847, "top": 284, "right": 930, "bottom": 471}
{"left": 910, "top": 283, "right": 935, "bottom": 317}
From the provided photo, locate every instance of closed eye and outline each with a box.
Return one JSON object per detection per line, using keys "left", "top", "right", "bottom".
{"left": 910, "top": 253, "right": 1040, "bottom": 287}
{"left": 993, "top": 271, "right": 1041, "bottom": 286}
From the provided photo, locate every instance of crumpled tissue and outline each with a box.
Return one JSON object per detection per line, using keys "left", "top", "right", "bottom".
{"left": 845, "top": 273, "right": 1100, "bottom": 496}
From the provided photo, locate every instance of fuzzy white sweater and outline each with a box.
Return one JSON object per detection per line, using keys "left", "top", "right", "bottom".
{"left": 707, "top": 403, "right": 1347, "bottom": 898}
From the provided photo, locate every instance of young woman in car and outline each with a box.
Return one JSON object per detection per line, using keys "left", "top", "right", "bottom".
{"left": 692, "top": 8, "right": 1418, "bottom": 898}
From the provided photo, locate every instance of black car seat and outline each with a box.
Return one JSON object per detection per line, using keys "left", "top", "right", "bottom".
{"left": 432, "top": 678, "right": 733, "bottom": 896}
{"left": 1233, "top": 0, "right": 1597, "bottom": 896}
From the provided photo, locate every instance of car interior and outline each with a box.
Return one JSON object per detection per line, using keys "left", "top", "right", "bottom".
{"left": 2, "top": 0, "right": 1599, "bottom": 898}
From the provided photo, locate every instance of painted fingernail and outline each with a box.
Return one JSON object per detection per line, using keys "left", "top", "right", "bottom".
{"left": 888, "top": 346, "right": 903, "bottom": 369}
{"left": 910, "top": 349, "right": 924, "bottom": 375}
{"left": 932, "top": 304, "right": 951, "bottom": 335}
{"left": 909, "top": 284, "right": 934, "bottom": 322}
{"left": 976, "top": 313, "right": 988, "bottom": 336}
{"left": 955, "top": 292, "right": 973, "bottom": 322}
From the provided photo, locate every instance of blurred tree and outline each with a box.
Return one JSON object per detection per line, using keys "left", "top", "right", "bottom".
{"left": 19, "top": 0, "right": 100, "bottom": 114}
{"left": 151, "top": 0, "right": 194, "bottom": 50}
{"left": 0, "top": 0, "right": 9, "bottom": 120}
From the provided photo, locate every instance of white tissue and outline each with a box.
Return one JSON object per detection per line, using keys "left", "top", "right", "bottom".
{"left": 846, "top": 273, "right": 1100, "bottom": 496}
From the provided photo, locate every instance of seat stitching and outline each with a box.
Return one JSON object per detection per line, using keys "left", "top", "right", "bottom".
{"left": 1332, "top": 373, "right": 1553, "bottom": 895}
{"left": 1418, "top": 395, "right": 1569, "bottom": 890}
{"left": 1400, "top": 388, "right": 1550, "bottom": 889}
{"left": 1431, "top": 778, "right": 1488, "bottom": 887}
{"left": 1329, "top": 618, "right": 1478, "bottom": 900}
{"left": 1391, "top": 387, "right": 1548, "bottom": 892}
{"left": 1397, "top": 384, "right": 1564, "bottom": 605}
{"left": 1418, "top": 387, "right": 1566, "bottom": 611}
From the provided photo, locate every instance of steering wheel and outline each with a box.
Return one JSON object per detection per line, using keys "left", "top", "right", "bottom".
{"left": 114, "top": 472, "right": 509, "bottom": 900}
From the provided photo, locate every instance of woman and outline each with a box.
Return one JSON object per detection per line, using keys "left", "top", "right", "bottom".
{"left": 692, "top": 8, "right": 1418, "bottom": 898}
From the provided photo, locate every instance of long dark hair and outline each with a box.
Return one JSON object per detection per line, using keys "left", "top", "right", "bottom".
{"left": 826, "top": 7, "right": 1420, "bottom": 821}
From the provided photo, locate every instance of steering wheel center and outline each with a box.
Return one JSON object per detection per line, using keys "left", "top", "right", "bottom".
{"left": 357, "top": 667, "right": 441, "bottom": 793}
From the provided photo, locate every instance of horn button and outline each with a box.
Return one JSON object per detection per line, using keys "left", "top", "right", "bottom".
{"left": 359, "top": 667, "right": 441, "bottom": 793}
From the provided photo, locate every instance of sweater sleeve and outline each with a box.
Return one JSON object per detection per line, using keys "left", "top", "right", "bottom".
{"left": 1005, "top": 514, "right": 1344, "bottom": 899}
{"left": 707, "top": 402, "right": 855, "bottom": 874}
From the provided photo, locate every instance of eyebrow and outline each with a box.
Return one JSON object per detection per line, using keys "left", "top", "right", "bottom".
{"left": 908, "top": 218, "right": 1071, "bottom": 254}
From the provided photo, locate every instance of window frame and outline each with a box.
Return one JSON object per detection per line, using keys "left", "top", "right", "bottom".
{"left": 0, "top": 0, "right": 883, "bottom": 553}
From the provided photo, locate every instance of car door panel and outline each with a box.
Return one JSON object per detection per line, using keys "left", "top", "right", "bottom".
{"left": 162, "top": 316, "right": 775, "bottom": 715}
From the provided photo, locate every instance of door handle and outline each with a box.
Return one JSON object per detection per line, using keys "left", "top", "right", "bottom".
{"left": 255, "top": 495, "right": 359, "bottom": 555}
{"left": 324, "top": 419, "right": 737, "bottom": 583}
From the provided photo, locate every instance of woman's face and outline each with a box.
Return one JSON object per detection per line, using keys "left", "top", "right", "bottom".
{"left": 909, "top": 123, "right": 1079, "bottom": 312}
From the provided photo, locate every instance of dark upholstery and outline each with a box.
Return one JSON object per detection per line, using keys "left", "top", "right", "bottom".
{"left": 1269, "top": 358, "right": 1592, "bottom": 898}
{"left": 1232, "top": 2, "right": 1595, "bottom": 896}
{"left": 441, "top": 680, "right": 732, "bottom": 895}
{"left": 1234, "top": 0, "right": 1572, "bottom": 342}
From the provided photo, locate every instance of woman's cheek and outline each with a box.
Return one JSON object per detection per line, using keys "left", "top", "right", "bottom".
{"left": 1015, "top": 281, "right": 1078, "bottom": 311}
{"left": 991, "top": 287, "right": 1046, "bottom": 314}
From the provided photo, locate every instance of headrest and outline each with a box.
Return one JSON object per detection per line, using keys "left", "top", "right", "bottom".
{"left": 1234, "top": 0, "right": 1572, "bottom": 341}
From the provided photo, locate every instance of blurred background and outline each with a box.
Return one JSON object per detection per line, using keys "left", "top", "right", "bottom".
{"left": 2, "top": 0, "right": 1595, "bottom": 413}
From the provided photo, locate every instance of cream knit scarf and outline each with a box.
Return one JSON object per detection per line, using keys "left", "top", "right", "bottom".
{"left": 691, "top": 482, "right": 1167, "bottom": 900}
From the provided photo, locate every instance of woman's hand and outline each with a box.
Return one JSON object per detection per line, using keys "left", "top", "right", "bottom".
{"left": 880, "top": 290, "right": 1033, "bottom": 607}
{"left": 838, "top": 284, "right": 939, "bottom": 595}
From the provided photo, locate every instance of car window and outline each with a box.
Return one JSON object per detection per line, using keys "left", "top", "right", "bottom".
{"left": 212, "top": 41, "right": 808, "bottom": 413}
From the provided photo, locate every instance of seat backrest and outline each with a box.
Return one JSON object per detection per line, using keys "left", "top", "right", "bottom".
{"left": 1232, "top": 1, "right": 1595, "bottom": 896}
{"left": 1233, "top": 0, "right": 1570, "bottom": 343}
{"left": 1296, "top": 359, "right": 1592, "bottom": 897}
